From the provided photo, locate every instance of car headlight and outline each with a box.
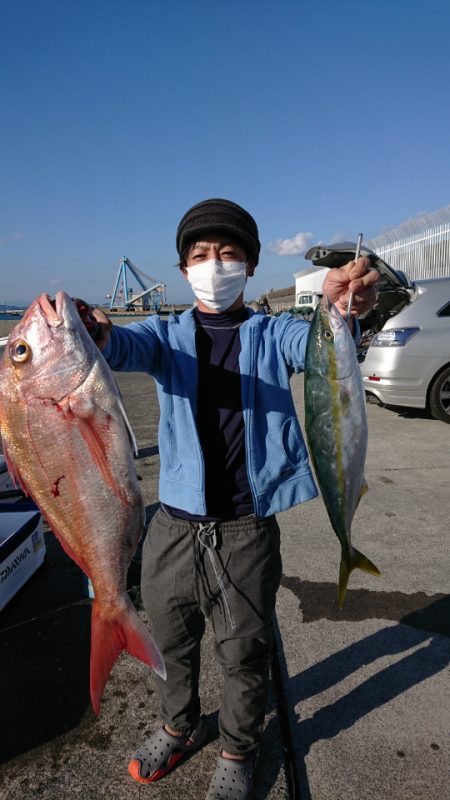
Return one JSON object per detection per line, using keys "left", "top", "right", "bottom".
{"left": 370, "top": 327, "right": 420, "bottom": 347}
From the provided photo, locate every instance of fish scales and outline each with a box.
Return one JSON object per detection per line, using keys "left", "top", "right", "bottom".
{"left": 0, "top": 292, "right": 165, "bottom": 712}
{"left": 304, "top": 300, "right": 380, "bottom": 607}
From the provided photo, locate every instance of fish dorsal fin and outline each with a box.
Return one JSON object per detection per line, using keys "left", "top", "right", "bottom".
{"left": 116, "top": 395, "right": 138, "bottom": 457}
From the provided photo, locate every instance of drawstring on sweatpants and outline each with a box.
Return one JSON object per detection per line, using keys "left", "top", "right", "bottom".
{"left": 197, "top": 522, "right": 236, "bottom": 630}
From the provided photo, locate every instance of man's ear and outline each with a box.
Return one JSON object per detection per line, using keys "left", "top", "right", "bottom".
{"left": 246, "top": 262, "right": 256, "bottom": 277}
{"left": 180, "top": 266, "right": 188, "bottom": 280}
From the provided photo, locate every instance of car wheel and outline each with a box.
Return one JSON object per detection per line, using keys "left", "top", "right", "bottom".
{"left": 428, "top": 366, "right": 450, "bottom": 423}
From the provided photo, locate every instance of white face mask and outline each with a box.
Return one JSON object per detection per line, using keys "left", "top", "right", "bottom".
{"left": 185, "top": 259, "right": 247, "bottom": 312}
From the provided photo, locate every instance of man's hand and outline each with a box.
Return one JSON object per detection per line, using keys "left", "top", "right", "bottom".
{"left": 322, "top": 257, "right": 379, "bottom": 320}
{"left": 90, "top": 306, "right": 113, "bottom": 350}
{"left": 73, "top": 299, "right": 113, "bottom": 351}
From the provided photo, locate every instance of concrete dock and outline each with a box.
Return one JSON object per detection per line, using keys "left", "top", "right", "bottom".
{"left": 0, "top": 316, "right": 449, "bottom": 799}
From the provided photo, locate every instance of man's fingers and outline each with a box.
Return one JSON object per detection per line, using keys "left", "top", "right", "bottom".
{"left": 336, "top": 283, "right": 378, "bottom": 314}
{"left": 92, "top": 307, "right": 111, "bottom": 325}
{"left": 332, "top": 258, "right": 378, "bottom": 289}
{"left": 348, "top": 269, "right": 379, "bottom": 294}
{"left": 322, "top": 258, "right": 380, "bottom": 319}
{"left": 345, "top": 255, "right": 371, "bottom": 279}
{"left": 350, "top": 286, "right": 378, "bottom": 311}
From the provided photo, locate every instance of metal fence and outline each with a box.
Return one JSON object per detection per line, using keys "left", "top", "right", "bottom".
{"left": 366, "top": 206, "right": 450, "bottom": 281}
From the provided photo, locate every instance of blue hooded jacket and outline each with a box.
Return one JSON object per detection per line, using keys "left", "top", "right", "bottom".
{"left": 103, "top": 307, "right": 319, "bottom": 517}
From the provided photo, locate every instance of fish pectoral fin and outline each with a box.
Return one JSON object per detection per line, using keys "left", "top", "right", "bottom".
{"left": 338, "top": 546, "right": 381, "bottom": 609}
{"left": 63, "top": 394, "right": 97, "bottom": 419}
{"left": 89, "top": 597, "right": 166, "bottom": 715}
{"left": 65, "top": 394, "right": 131, "bottom": 504}
{"left": 65, "top": 395, "right": 123, "bottom": 497}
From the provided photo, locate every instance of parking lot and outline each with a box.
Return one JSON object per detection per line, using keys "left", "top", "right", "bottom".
{"left": 0, "top": 362, "right": 449, "bottom": 800}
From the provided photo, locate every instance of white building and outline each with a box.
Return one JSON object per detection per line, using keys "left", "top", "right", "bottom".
{"left": 293, "top": 266, "right": 329, "bottom": 310}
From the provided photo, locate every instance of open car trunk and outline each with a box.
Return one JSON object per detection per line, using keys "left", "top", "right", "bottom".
{"left": 304, "top": 241, "right": 415, "bottom": 360}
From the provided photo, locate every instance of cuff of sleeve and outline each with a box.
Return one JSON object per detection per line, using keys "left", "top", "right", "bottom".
{"left": 101, "top": 336, "right": 113, "bottom": 360}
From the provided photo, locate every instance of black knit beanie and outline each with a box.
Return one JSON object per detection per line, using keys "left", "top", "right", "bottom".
{"left": 176, "top": 198, "right": 261, "bottom": 266}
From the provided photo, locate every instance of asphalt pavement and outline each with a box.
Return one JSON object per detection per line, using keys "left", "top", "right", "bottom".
{"left": 0, "top": 363, "right": 449, "bottom": 800}
{"left": 277, "top": 376, "right": 450, "bottom": 800}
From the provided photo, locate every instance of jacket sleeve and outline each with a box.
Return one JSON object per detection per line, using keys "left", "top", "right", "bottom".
{"left": 101, "top": 318, "right": 161, "bottom": 374}
{"left": 275, "top": 314, "right": 310, "bottom": 372}
{"left": 275, "top": 313, "right": 361, "bottom": 372}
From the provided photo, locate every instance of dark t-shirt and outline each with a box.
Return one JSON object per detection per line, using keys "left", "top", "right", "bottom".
{"left": 163, "top": 306, "right": 254, "bottom": 521}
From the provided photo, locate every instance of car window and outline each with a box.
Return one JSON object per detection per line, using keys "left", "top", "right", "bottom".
{"left": 437, "top": 302, "right": 450, "bottom": 317}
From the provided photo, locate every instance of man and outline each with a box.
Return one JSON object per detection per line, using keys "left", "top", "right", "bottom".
{"left": 91, "top": 199, "right": 378, "bottom": 800}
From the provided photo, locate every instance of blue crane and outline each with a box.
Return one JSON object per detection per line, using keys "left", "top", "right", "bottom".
{"left": 109, "top": 256, "right": 166, "bottom": 312}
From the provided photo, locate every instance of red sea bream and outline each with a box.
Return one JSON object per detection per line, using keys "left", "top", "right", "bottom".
{"left": 0, "top": 292, "right": 165, "bottom": 712}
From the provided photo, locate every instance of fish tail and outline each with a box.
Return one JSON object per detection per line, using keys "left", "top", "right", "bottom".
{"left": 90, "top": 597, "right": 166, "bottom": 714}
{"left": 338, "top": 546, "right": 381, "bottom": 609}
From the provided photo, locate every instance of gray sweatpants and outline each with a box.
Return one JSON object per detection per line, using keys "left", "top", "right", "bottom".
{"left": 140, "top": 506, "right": 282, "bottom": 756}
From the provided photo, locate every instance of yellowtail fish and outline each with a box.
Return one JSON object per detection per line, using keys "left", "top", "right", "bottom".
{"left": 304, "top": 299, "right": 381, "bottom": 607}
{"left": 0, "top": 292, "right": 166, "bottom": 712}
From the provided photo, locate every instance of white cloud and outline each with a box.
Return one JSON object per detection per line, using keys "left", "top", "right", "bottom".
{"left": 329, "top": 232, "right": 347, "bottom": 244}
{"left": 267, "top": 231, "right": 313, "bottom": 256}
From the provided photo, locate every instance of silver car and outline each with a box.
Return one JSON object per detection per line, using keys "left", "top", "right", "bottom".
{"left": 305, "top": 242, "right": 450, "bottom": 423}
{"left": 360, "top": 277, "right": 450, "bottom": 422}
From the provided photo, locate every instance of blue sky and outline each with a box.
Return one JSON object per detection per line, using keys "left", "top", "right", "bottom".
{"left": 1, "top": 0, "right": 450, "bottom": 306}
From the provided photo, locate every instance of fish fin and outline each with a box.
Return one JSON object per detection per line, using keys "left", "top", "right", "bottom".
{"left": 116, "top": 394, "right": 139, "bottom": 458}
{"left": 89, "top": 597, "right": 166, "bottom": 714}
{"left": 360, "top": 479, "right": 369, "bottom": 498}
{"left": 355, "top": 479, "right": 369, "bottom": 510}
{"left": 338, "top": 546, "right": 381, "bottom": 609}
{"left": 74, "top": 413, "right": 129, "bottom": 505}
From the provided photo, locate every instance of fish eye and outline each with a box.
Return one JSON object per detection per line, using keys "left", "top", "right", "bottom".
{"left": 324, "top": 330, "right": 333, "bottom": 340}
{"left": 10, "top": 339, "right": 32, "bottom": 364}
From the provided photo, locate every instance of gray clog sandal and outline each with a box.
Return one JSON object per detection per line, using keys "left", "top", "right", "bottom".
{"left": 128, "top": 717, "right": 206, "bottom": 784}
{"left": 206, "top": 754, "right": 256, "bottom": 800}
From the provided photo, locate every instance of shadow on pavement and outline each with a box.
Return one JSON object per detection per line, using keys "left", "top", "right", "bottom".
{"left": 281, "top": 576, "right": 450, "bottom": 636}
{"left": 0, "top": 601, "right": 92, "bottom": 763}
{"left": 373, "top": 401, "right": 435, "bottom": 422}
{"left": 277, "top": 580, "right": 450, "bottom": 799}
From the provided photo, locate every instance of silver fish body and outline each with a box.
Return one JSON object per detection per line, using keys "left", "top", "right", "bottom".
{"left": 304, "top": 300, "right": 380, "bottom": 607}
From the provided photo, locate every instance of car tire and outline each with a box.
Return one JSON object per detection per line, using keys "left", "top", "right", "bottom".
{"left": 428, "top": 366, "right": 450, "bottom": 423}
